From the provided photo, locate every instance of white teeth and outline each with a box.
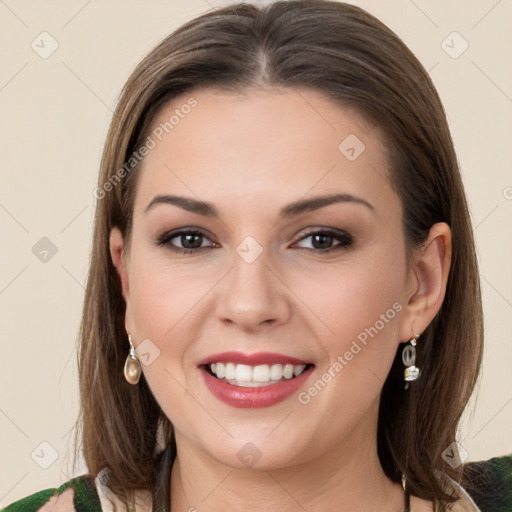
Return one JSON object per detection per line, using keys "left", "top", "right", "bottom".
{"left": 215, "top": 362, "right": 225, "bottom": 378}
{"left": 234, "top": 364, "right": 253, "bottom": 382}
{"left": 283, "top": 364, "right": 294, "bottom": 379}
{"left": 294, "top": 364, "right": 306, "bottom": 377}
{"left": 253, "top": 364, "right": 270, "bottom": 382}
{"left": 270, "top": 364, "right": 283, "bottom": 381}
{"left": 208, "top": 362, "right": 309, "bottom": 384}
{"left": 225, "top": 362, "right": 235, "bottom": 380}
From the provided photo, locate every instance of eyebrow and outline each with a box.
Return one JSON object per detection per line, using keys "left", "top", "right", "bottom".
{"left": 144, "top": 192, "right": 375, "bottom": 218}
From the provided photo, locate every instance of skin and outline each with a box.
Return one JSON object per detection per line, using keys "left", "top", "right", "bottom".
{"left": 110, "top": 88, "right": 453, "bottom": 511}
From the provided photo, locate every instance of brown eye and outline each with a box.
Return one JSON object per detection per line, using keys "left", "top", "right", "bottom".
{"left": 155, "top": 229, "right": 216, "bottom": 253}
{"left": 155, "top": 227, "right": 353, "bottom": 255}
{"left": 295, "top": 229, "right": 353, "bottom": 252}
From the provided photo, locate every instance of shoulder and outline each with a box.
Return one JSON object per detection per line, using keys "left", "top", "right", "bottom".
{"left": 0, "top": 474, "right": 102, "bottom": 512}
{"left": 461, "top": 453, "right": 512, "bottom": 512}
{"left": 412, "top": 454, "right": 512, "bottom": 512}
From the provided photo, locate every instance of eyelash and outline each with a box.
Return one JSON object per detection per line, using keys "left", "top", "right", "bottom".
{"left": 154, "top": 228, "right": 354, "bottom": 254}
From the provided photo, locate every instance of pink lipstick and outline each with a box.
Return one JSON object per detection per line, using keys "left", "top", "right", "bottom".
{"left": 198, "top": 351, "right": 315, "bottom": 408}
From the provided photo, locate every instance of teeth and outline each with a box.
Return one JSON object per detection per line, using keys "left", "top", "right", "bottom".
{"left": 270, "top": 364, "right": 283, "bottom": 381}
{"left": 235, "top": 364, "right": 252, "bottom": 382}
{"left": 283, "top": 364, "right": 294, "bottom": 379}
{"left": 225, "top": 362, "right": 235, "bottom": 380}
{"left": 208, "top": 362, "right": 308, "bottom": 384}
{"left": 253, "top": 364, "right": 270, "bottom": 382}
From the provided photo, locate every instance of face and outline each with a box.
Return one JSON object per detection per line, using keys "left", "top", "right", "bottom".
{"left": 111, "top": 87, "right": 420, "bottom": 470}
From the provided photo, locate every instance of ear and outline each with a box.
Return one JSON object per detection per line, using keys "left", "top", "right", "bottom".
{"left": 399, "top": 222, "right": 452, "bottom": 341}
{"left": 109, "top": 227, "right": 130, "bottom": 301}
{"left": 110, "top": 227, "right": 136, "bottom": 336}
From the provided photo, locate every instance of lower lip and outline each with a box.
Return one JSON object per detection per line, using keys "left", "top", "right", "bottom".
{"left": 200, "top": 365, "right": 315, "bottom": 408}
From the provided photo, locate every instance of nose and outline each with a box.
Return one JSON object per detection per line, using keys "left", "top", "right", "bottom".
{"left": 215, "top": 247, "right": 291, "bottom": 332}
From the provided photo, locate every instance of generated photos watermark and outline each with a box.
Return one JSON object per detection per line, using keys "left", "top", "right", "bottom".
{"left": 298, "top": 301, "right": 403, "bottom": 404}
{"left": 93, "top": 97, "right": 198, "bottom": 199}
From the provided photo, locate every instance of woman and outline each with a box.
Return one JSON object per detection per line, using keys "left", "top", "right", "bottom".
{"left": 2, "top": 1, "right": 511, "bottom": 511}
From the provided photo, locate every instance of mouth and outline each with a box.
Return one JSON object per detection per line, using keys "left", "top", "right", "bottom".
{"left": 197, "top": 350, "right": 316, "bottom": 407}
{"left": 202, "top": 362, "right": 315, "bottom": 387}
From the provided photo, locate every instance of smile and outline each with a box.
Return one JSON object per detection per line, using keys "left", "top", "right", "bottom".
{"left": 206, "top": 362, "right": 311, "bottom": 387}
{"left": 198, "top": 351, "right": 315, "bottom": 408}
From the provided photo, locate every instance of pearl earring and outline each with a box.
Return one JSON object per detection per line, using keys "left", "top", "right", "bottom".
{"left": 123, "top": 334, "right": 142, "bottom": 385}
{"left": 402, "top": 334, "right": 421, "bottom": 390}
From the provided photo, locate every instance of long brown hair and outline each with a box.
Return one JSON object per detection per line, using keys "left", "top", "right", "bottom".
{"left": 73, "top": 1, "right": 483, "bottom": 509}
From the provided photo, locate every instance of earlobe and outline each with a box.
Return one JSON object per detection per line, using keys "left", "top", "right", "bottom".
{"left": 400, "top": 222, "right": 452, "bottom": 340}
{"left": 109, "top": 227, "right": 130, "bottom": 301}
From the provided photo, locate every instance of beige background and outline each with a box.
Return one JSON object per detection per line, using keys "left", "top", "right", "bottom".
{"left": 1, "top": 0, "right": 511, "bottom": 505}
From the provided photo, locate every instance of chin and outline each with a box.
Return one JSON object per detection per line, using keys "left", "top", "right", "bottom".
{"left": 198, "top": 436, "right": 311, "bottom": 472}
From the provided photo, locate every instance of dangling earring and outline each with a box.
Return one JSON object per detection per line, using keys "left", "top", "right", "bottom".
{"left": 124, "top": 334, "right": 142, "bottom": 385}
{"left": 402, "top": 334, "right": 420, "bottom": 390}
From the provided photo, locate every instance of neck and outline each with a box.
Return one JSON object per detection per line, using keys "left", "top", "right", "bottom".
{"left": 169, "top": 407, "right": 405, "bottom": 512}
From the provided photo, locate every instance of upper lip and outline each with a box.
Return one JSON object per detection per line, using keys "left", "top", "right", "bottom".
{"left": 198, "top": 351, "right": 313, "bottom": 366}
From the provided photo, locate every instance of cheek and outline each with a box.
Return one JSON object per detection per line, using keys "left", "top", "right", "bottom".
{"left": 124, "top": 260, "right": 194, "bottom": 399}
{"left": 125, "top": 250, "right": 222, "bottom": 392}
{"left": 126, "top": 262, "right": 197, "bottom": 415}
{"left": 310, "top": 249, "right": 405, "bottom": 330}
{"left": 128, "top": 254, "right": 207, "bottom": 338}
{"left": 306, "top": 248, "right": 406, "bottom": 376}
{"left": 297, "top": 262, "right": 405, "bottom": 424}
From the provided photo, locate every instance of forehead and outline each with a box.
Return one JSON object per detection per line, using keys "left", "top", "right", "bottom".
{"left": 133, "top": 87, "right": 396, "bottom": 218}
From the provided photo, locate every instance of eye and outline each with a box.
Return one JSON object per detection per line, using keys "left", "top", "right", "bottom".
{"left": 155, "top": 227, "right": 354, "bottom": 255}
{"left": 155, "top": 229, "right": 217, "bottom": 254}
{"left": 294, "top": 229, "right": 354, "bottom": 252}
